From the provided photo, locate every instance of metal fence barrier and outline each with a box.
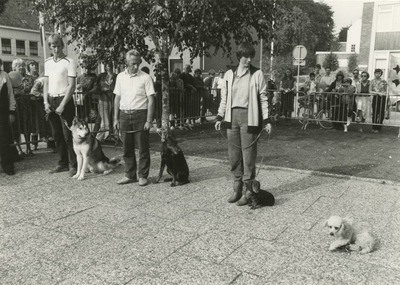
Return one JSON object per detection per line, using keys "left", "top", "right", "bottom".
{"left": 9, "top": 88, "right": 400, "bottom": 152}
{"left": 9, "top": 88, "right": 222, "bottom": 150}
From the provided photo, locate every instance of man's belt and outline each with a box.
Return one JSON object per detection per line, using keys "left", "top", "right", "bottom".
{"left": 49, "top": 94, "right": 65, "bottom": 97}
{"left": 120, "top": 109, "right": 146, "bottom": 114}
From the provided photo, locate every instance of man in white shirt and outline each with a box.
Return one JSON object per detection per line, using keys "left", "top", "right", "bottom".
{"left": 114, "top": 50, "right": 155, "bottom": 186}
{"left": 43, "top": 34, "right": 77, "bottom": 175}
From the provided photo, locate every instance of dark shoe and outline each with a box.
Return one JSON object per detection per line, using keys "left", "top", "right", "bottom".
{"left": 117, "top": 177, "right": 138, "bottom": 185}
{"left": 228, "top": 180, "right": 243, "bottom": 203}
{"left": 68, "top": 168, "right": 77, "bottom": 177}
{"left": 3, "top": 167, "right": 15, "bottom": 175}
{"left": 237, "top": 181, "right": 251, "bottom": 206}
{"left": 49, "top": 166, "right": 69, "bottom": 174}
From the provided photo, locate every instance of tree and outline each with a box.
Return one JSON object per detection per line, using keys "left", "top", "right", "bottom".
{"left": 338, "top": 25, "right": 350, "bottom": 42}
{"left": 347, "top": 53, "right": 358, "bottom": 73}
{"left": 30, "top": 0, "right": 275, "bottom": 138}
{"left": 0, "top": 0, "right": 8, "bottom": 15}
{"left": 266, "top": 0, "right": 335, "bottom": 71}
{"left": 323, "top": 52, "right": 339, "bottom": 71}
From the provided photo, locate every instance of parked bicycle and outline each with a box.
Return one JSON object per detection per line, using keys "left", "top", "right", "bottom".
{"left": 297, "top": 93, "right": 333, "bottom": 130}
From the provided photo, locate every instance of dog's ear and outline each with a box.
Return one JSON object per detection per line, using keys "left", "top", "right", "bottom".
{"left": 252, "top": 180, "right": 260, "bottom": 193}
{"left": 338, "top": 220, "right": 353, "bottom": 239}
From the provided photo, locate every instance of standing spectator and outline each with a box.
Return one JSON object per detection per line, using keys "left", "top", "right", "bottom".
{"left": 76, "top": 62, "right": 97, "bottom": 121}
{"left": 26, "top": 59, "right": 40, "bottom": 80}
{"left": 180, "top": 64, "right": 197, "bottom": 126}
{"left": 280, "top": 68, "right": 296, "bottom": 125}
{"left": 319, "top": 67, "right": 334, "bottom": 91}
{"left": 212, "top": 70, "right": 225, "bottom": 98}
{"left": 95, "top": 62, "right": 116, "bottom": 141}
{"left": 0, "top": 58, "right": 17, "bottom": 175}
{"left": 369, "top": 68, "right": 388, "bottom": 134}
{"left": 343, "top": 78, "right": 356, "bottom": 132}
{"left": 30, "top": 75, "right": 56, "bottom": 152}
{"left": 325, "top": 71, "right": 347, "bottom": 131}
{"left": 214, "top": 42, "right": 271, "bottom": 206}
{"left": 26, "top": 60, "right": 41, "bottom": 149}
{"left": 314, "top": 64, "right": 322, "bottom": 86}
{"left": 267, "top": 70, "right": 280, "bottom": 123}
{"left": 355, "top": 71, "right": 371, "bottom": 133}
{"left": 352, "top": 68, "right": 361, "bottom": 88}
{"left": 169, "top": 71, "right": 184, "bottom": 128}
{"left": 11, "top": 58, "right": 35, "bottom": 156}
{"left": 319, "top": 66, "right": 334, "bottom": 114}
{"left": 193, "top": 68, "right": 208, "bottom": 123}
{"left": 43, "top": 33, "right": 77, "bottom": 175}
{"left": 203, "top": 69, "right": 216, "bottom": 90}
{"left": 113, "top": 49, "right": 155, "bottom": 186}
{"left": 203, "top": 69, "right": 215, "bottom": 115}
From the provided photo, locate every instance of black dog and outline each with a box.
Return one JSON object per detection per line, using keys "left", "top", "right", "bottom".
{"left": 155, "top": 136, "right": 189, "bottom": 187}
{"left": 246, "top": 180, "right": 275, "bottom": 209}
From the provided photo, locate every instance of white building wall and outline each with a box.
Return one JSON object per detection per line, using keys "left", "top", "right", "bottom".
{"left": 346, "top": 18, "right": 362, "bottom": 53}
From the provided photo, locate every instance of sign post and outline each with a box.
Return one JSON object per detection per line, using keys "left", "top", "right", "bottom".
{"left": 292, "top": 45, "right": 307, "bottom": 115}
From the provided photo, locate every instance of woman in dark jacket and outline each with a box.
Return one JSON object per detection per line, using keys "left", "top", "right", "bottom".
{"left": 325, "top": 71, "right": 348, "bottom": 131}
{"left": 279, "top": 69, "right": 296, "bottom": 125}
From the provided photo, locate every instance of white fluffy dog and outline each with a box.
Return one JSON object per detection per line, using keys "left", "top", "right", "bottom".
{"left": 324, "top": 215, "right": 378, "bottom": 254}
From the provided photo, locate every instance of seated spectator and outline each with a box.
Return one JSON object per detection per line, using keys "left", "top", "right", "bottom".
{"left": 298, "top": 72, "right": 318, "bottom": 109}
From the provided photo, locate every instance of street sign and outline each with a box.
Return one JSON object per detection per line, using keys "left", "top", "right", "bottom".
{"left": 293, "top": 59, "right": 306, "bottom": 66}
{"left": 292, "top": 45, "right": 307, "bottom": 60}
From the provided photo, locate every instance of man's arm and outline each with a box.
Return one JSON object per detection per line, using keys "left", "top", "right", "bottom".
{"left": 113, "top": 95, "right": 121, "bottom": 130}
{"left": 144, "top": 95, "right": 155, "bottom": 130}
{"left": 43, "top": 77, "right": 51, "bottom": 113}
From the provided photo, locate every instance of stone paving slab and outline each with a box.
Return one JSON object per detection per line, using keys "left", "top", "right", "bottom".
{"left": 1, "top": 148, "right": 400, "bottom": 284}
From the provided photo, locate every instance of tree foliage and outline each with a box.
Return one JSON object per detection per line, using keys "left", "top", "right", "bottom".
{"left": 323, "top": 52, "right": 339, "bottom": 71}
{"left": 29, "top": 0, "right": 276, "bottom": 135}
{"left": 347, "top": 53, "right": 358, "bottom": 73}
{"left": 268, "top": 0, "right": 335, "bottom": 69}
{"left": 0, "top": 0, "right": 8, "bottom": 15}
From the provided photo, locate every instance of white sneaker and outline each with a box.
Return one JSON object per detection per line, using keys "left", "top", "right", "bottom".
{"left": 139, "top": 178, "right": 148, "bottom": 186}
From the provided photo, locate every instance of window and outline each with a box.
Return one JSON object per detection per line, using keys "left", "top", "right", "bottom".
{"left": 29, "top": 41, "right": 38, "bottom": 56}
{"left": 377, "top": 3, "right": 400, "bottom": 32}
{"left": 170, "top": 59, "right": 183, "bottom": 74}
{"left": 1, "top": 38, "right": 11, "bottom": 54}
{"left": 16, "top": 40, "right": 25, "bottom": 55}
{"left": 2, "top": 61, "right": 12, "bottom": 72}
{"left": 351, "top": 44, "right": 355, "bottom": 52}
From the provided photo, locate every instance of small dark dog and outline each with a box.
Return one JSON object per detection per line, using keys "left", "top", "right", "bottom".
{"left": 246, "top": 180, "right": 275, "bottom": 209}
{"left": 155, "top": 136, "right": 189, "bottom": 187}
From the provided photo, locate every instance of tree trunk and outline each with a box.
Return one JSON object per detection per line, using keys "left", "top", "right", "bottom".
{"left": 160, "top": 35, "right": 170, "bottom": 141}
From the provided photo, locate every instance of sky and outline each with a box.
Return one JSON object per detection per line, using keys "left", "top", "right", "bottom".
{"left": 319, "top": 0, "right": 366, "bottom": 34}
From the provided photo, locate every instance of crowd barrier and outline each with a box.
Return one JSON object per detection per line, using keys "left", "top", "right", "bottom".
{"left": 8, "top": 88, "right": 400, "bottom": 151}
{"left": 8, "top": 88, "right": 222, "bottom": 149}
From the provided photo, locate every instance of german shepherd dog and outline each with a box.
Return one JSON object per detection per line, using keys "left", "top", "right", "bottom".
{"left": 155, "top": 136, "right": 189, "bottom": 187}
{"left": 64, "top": 117, "right": 121, "bottom": 180}
{"left": 246, "top": 180, "right": 275, "bottom": 209}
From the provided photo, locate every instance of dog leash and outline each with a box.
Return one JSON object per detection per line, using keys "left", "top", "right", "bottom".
{"left": 218, "top": 127, "right": 270, "bottom": 178}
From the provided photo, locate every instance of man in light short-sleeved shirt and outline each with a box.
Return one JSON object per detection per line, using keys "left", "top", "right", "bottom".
{"left": 43, "top": 34, "right": 77, "bottom": 175}
{"left": 113, "top": 49, "right": 155, "bottom": 186}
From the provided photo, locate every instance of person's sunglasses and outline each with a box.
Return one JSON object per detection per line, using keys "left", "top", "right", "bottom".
{"left": 361, "top": 75, "right": 367, "bottom": 77}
